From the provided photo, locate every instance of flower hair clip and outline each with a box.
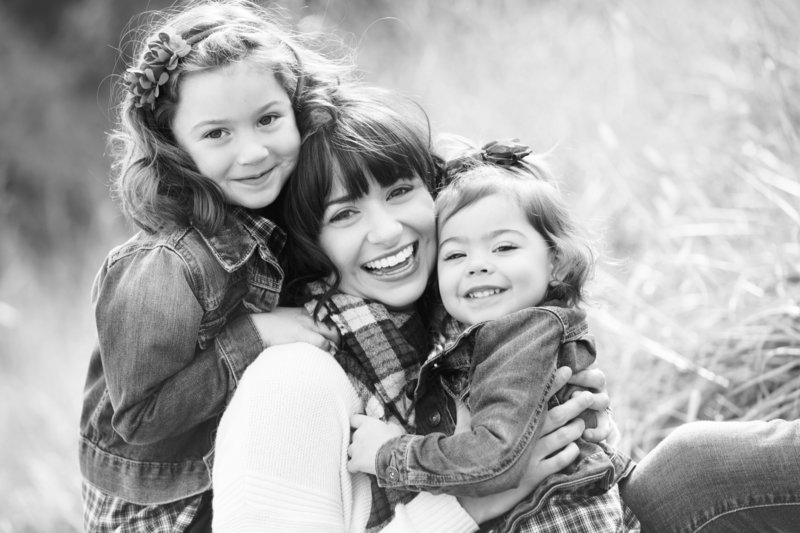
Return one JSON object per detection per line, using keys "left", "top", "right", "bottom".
{"left": 124, "top": 31, "right": 192, "bottom": 110}
{"left": 444, "top": 138, "right": 533, "bottom": 178}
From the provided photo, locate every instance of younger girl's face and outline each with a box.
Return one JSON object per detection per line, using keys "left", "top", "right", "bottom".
{"left": 319, "top": 173, "right": 436, "bottom": 310}
{"left": 437, "top": 194, "right": 554, "bottom": 325}
{"left": 171, "top": 59, "right": 300, "bottom": 210}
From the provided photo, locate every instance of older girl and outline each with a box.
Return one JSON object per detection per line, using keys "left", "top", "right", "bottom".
{"left": 80, "top": 1, "right": 342, "bottom": 530}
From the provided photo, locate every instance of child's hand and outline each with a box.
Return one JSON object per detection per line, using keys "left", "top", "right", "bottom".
{"left": 347, "top": 414, "right": 404, "bottom": 475}
{"left": 250, "top": 307, "right": 339, "bottom": 352}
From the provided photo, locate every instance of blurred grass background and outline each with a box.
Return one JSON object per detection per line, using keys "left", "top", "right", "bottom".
{"left": 2, "top": 0, "right": 799, "bottom": 530}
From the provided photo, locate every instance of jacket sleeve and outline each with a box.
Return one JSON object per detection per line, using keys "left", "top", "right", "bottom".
{"left": 374, "top": 308, "right": 564, "bottom": 496}
{"left": 95, "top": 246, "right": 265, "bottom": 445}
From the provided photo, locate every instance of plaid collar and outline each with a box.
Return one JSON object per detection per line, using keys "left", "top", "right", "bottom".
{"left": 305, "top": 281, "right": 428, "bottom": 431}
{"left": 197, "top": 208, "right": 286, "bottom": 273}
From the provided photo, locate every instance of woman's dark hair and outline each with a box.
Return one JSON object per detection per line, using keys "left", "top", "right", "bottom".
{"left": 280, "top": 85, "right": 441, "bottom": 313}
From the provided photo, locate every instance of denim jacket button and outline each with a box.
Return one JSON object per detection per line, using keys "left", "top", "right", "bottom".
{"left": 427, "top": 411, "right": 441, "bottom": 426}
{"left": 386, "top": 466, "right": 400, "bottom": 481}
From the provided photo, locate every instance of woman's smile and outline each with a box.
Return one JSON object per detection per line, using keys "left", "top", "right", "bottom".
{"left": 362, "top": 243, "right": 417, "bottom": 276}
{"left": 319, "top": 175, "right": 436, "bottom": 310}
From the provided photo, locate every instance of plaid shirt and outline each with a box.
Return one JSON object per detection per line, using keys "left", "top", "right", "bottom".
{"left": 480, "top": 487, "right": 640, "bottom": 533}
{"left": 305, "top": 283, "right": 428, "bottom": 531}
{"left": 82, "top": 481, "right": 207, "bottom": 533}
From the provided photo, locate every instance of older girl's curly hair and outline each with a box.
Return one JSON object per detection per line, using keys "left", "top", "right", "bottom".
{"left": 109, "top": 0, "right": 353, "bottom": 235}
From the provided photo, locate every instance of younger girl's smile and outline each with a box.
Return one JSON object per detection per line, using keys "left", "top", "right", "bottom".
{"left": 437, "top": 194, "right": 554, "bottom": 325}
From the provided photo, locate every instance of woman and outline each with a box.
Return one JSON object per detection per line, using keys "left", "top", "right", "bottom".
{"left": 211, "top": 86, "right": 615, "bottom": 532}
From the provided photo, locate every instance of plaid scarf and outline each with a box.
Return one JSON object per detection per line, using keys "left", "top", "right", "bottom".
{"left": 304, "top": 281, "right": 429, "bottom": 530}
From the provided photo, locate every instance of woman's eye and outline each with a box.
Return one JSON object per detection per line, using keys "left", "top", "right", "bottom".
{"left": 258, "top": 114, "right": 277, "bottom": 127}
{"left": 387, "top": 184, "right": 414, "bottom": 200}
{"left": 328, "top": 208, "right": 357, "bottom": 224}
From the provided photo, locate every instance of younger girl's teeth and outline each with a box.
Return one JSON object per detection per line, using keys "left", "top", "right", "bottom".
{"left": 468, "top": 288, "right": 502, "bottom": 299}
{"left": 364, "top": 245, "right": 413, "bottom": 271}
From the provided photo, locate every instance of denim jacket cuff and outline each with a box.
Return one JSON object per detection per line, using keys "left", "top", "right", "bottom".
{"left": 375, "top": 433, "right": 420, "bottom": 488}
{"left": 215, "top": 315, "right": 265, "bottom": 386}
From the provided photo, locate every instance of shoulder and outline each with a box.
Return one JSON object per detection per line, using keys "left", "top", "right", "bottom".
{"left": 100, "top": 227, "right": 230, "bottom": 290}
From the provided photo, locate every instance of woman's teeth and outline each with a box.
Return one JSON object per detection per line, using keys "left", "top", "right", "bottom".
{"left": 364, "top": 245, "right": 414, "bottom": 271}
{"left": 467, "top": 288, "right": 503, "bottom": 299}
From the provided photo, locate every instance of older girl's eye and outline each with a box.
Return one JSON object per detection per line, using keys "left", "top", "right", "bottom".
{"left": 258, "top": 114, "right": 277, "bottom": 127}
{"left": 203, "top": 128, "right": 225, "bottom": 140}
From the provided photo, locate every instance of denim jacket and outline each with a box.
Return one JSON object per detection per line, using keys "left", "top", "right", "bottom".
{"left": 79, "top": 209, "right": 284, "bottom": 505}
{"left": 374, "top": 304, "right": 631, "bottom": 506}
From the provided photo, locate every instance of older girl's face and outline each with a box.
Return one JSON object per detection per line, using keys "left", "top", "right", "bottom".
{"left": 319, "top": 173, "right": 436, "bottom": 310}
{"left": 171, "top": 60, "right": 300, "bottom": 210}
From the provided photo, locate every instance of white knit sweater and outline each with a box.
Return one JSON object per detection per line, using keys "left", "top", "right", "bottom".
{"left": 212, "top": 343, "right": 479, "bottom": 533}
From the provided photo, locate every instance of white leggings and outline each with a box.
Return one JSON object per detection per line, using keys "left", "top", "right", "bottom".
{"left": 212, "top": 343, "right": 476, "bottom": 533}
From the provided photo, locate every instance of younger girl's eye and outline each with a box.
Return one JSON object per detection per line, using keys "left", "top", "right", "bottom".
{"left": 494, "top": 244, "right": 518, "bottom": 253}
{"left": 440, "top": 250, "right": 466, "bottom": 262}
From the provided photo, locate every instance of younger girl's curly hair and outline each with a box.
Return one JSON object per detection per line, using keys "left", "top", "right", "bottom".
{"left": 109, "top": 0, "right": 353, "bottom": 235}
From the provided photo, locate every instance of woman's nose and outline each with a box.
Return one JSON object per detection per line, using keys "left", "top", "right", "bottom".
{"left": 366, "top": 210, "right": 403, "bottom": 245}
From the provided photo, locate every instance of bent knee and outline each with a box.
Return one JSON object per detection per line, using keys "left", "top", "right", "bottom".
{"left": 233, "top": 343, "right": 357, "bottom": 413}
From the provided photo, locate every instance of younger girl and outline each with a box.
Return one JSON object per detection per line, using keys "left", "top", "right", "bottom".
{"left": 346, "top": 138, "right": 640, "bottom": 532}
{"left": 79, "top": 1, "right": 341, "bottom": 530}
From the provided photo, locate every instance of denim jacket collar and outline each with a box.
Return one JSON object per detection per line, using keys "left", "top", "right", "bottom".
{"left": 197, "top": 208, "right": 286, "bottom": 273}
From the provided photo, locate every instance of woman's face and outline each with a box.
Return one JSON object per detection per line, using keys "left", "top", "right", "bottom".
{"left": 318, "top": 173, "right": 436, "bottom": 310}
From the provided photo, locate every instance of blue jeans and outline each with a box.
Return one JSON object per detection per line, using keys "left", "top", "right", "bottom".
{"left": 620, "top": 420, "right": 800, "bottom": 532}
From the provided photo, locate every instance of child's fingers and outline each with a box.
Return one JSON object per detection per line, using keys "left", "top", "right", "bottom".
{"left": 316, "top": 322, "right": 340, "bottom": 345}
{"left": 299, "top": 331, "right": 333, "bottom": 351}
{"left": 350, "top": 414, "right": 369, "bottom": 429}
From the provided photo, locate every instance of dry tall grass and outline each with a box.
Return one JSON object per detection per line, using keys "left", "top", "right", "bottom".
{"left": 1, "top": 0, "right": 798, "bottom": 531}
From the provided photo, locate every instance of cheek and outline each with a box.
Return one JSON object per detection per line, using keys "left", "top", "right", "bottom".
{"left": 319, "top": 228, "right": 356, "bottom": 274}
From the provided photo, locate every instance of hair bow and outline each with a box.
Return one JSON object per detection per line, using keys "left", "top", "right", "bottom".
{"left": 444, "top": 138, "right": 532, "bottom": 179}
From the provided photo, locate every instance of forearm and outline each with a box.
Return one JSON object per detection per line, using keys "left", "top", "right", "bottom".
{"left": 212, "top": 344, "right": 478, "bottom": 533}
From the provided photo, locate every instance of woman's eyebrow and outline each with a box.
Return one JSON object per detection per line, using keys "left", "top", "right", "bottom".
{"left": 323, "top": 194, "right": 356, "bottom": 209}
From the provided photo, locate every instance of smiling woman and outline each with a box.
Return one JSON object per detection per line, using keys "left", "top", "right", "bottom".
{"left": 211, "top": 84, "right": 615, "bottom": 532}
{"left": 317, "top": 175, "right": 436, "bottom": 310}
